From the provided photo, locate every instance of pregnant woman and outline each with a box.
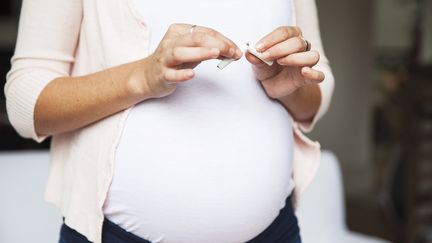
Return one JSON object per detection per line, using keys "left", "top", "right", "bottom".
{"left": 5, "top": 0, "right": 334, "bottom": 242}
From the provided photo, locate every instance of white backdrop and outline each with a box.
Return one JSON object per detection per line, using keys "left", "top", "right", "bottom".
{"left": 0, "top": 151, "right": 61, "bottom": 243}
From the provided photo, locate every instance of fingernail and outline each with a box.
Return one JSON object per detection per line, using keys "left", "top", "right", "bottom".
{"left": 186, "top": 70, "right": 194, "bottom": 77}
{"left": 261, "top": 51, "right": 270, "bottom": 60}
{"left": 236, "top": 49, "right": 243, "bottom": 59}
{"left": 255, "top": 43, "right": 264, "bottom": 51}
{"left": 229, "top": 48, "right": 235, "bottom": 56}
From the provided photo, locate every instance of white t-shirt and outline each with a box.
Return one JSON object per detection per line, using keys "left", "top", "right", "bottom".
{"left": 103, "top": 0, "right": 295, "bottom": 242}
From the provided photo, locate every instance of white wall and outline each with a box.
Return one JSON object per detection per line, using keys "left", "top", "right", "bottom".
{"left": 0, "top": 151, "right": 62, "bottom": 243}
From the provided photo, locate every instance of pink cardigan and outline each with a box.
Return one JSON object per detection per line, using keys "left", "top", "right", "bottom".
{"left": 5, "top": 0, "right": 334, "bottom": 242}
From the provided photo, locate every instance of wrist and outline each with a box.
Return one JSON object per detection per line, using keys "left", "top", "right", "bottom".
{"left": 126, "top": 58, "right": 155, "bottom": 101}
{"left": 278, "top": 84, "right": 320, "bottom": 123}
{"left": 278, "top": 85, "right": 304, "bottom": 107}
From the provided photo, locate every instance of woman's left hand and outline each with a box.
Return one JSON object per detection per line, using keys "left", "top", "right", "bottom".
{"left": 245, "top": 26, "right": 325, "bottom": 99}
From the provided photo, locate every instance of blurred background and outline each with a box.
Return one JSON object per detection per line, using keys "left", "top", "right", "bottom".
{"left": 0, "top": 0, "right": 431, "bottom": 242}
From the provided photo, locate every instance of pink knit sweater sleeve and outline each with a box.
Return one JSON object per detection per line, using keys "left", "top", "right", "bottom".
{"left": 4, "top": 0, "right": 82, "bottom": 142}
{"left": 294, "top": 0, "right": 335, "bottom": 132}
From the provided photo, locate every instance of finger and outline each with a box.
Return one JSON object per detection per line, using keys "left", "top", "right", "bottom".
{"left": 277, "top": 51, "right": 320, "bottom": 67}
{"left": 166, "top": 47, "right": 220, "bottom": 66}
{"left": 197, "top": 26, "right": 243, "bottom": 58}
{"left": 301, "top": 67, "right": 325, "bottom": 83}
{"left": 245, "top": 52, "right": 284, "bottom": 81}
{"left": 164, "top": 68, "right": 195, "bottom": 82}
{"left": 245, "top": 52, "right": 266, "bottom": 66}
{"left": 255, "top": 26, "right": 302, "bottom": 52}
{"left": 174, "top": 32, "right": 241, "bottom": 59}
{"left": 261, "top": 37, "right": 308, "bottom": 61}
{"left": 165, "top": 24, "right": 242, "bottom": 58}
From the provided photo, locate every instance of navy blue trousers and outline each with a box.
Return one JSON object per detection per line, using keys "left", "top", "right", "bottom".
{"left": 59, "top": 196, "right": 301, "bottom": 243}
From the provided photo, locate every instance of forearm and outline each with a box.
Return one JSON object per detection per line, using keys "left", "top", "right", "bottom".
{"left": 278, "top": 83, "right": 321, "bottom": 123}
{"left": 34, "top": 59, "right": 149, "bottom": 136}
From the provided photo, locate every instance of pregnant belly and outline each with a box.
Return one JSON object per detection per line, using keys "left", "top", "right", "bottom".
{"left": 104, "top": 79, "right": 295, "bottom": 243}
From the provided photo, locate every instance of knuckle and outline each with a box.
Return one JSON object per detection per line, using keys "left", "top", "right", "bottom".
{"left": 274, "top": 26, "right": 285, "bottom": 38}
{"left": 221, "top": 43, "right": 231, "bottom": 54}
{"left": 168, "top": 24, "right": 177, "bottom": 32}
{"left": 294, "top": 37, "right": 305, "bottom": 51}
{"left": 281, "top": 26, "right": 291, "bottom": 38}
{"left": 192, "top": 32, "right": 206, "bottom": 45}
{"left": 293, "top": 26, "right": 302, "bottom": 35}
{"left": 277, "top": 26, "right": 287, "bottom": 33}
{"left": 171, "top": 48, "right": 181, "bottom": 62}
{"left": 207, "top": 28, "right": 217, "bottom": 36}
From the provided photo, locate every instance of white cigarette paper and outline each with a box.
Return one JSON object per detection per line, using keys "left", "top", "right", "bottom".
{"left": 217, "top": 59, "right": 235, "bottom": 70}
{"left": 246, "top": 43, "right": 273, "bottom": 66}
{"left": 216, "top": 43, "right": 273, "bottom": 70}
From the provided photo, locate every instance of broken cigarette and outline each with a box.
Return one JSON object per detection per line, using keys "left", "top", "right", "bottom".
{"left": 245, "top": 43, "right": 274, "bottom": 66}
{"left": 217, "top": 43, "right": 273, "bottom": 70}
{"left": 217, "top": 58, "right": 235, "bottom": 70}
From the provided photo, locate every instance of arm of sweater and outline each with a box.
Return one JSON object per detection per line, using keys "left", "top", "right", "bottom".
{"left": 5, "top": 0, "right": 160, "bottom": 140}
{"left": 4, "top": 0, "right": 83, "bottom": 142}
{"left": 4, "top": 0, "right": 148, "bottom": 140}
{"left": 290, "top": 0, "right": 335, "bottom": 132}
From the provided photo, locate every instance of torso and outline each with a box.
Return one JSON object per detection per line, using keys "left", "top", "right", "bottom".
{"left": 103, "top": 0, "right": 295, "bottom": 242}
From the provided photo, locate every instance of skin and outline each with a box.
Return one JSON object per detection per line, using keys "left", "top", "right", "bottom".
{"left": 34, "top": 24, "right": 323, "bottom": 136}
{"left": 245, "top": 26, "right": 324, "bottom": 123}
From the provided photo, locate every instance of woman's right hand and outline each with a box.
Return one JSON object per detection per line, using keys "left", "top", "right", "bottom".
{"left": 30, "top": 24, "right": 242, "bottom": 137}
{"left": 129, "top": 23, "right": 243, "bottom": 99}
